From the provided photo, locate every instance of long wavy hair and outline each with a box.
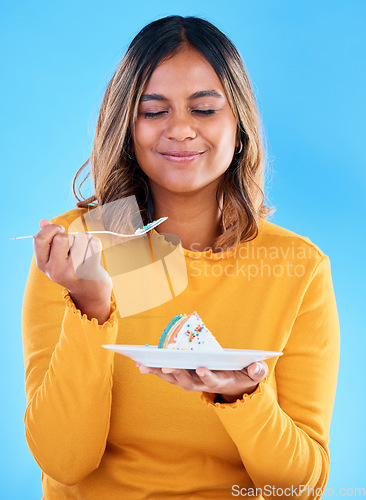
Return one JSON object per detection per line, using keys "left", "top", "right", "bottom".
{"left": 73, "top": 15, "right": 275, "bottom": 250}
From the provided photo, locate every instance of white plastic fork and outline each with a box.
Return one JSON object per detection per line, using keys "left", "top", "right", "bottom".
{"left": 10, "top": 217, "right": 168, "bottom": 240}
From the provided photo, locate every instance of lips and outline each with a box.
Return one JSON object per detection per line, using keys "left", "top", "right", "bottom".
{"left": 159, "top": 151, "right": 203, "bottom": 157}
{"left": 158, "top": 151, "right": 204, "bottom": 163}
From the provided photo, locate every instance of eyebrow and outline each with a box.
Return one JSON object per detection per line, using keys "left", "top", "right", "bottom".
{"left": 140, "top": 90, "right": 224, "bottom": 102}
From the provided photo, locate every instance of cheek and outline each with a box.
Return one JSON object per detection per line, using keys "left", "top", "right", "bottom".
{"left": 210, "top": 119, "right": 236, "bottom": 158}
{"left": 133, "top": 122, "right": 159, "bottom": 152}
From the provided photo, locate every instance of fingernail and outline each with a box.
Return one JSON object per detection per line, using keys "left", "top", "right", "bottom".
{"left": 254, "top": 363, "right": 262, "bottom": 374}
{"left": 162, "top": 368, "right": 173, "bottom": 374}
{"left": 58, "top": 225, "right": 65, "bottom": 232}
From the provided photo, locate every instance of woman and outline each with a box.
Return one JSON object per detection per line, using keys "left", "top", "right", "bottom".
{"left": 22, "top": 15, "right": 340, "bottom": 499}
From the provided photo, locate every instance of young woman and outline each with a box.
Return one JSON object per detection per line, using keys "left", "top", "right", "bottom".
{"left": 22, "top": 16, "right": 340, "bottom": 499}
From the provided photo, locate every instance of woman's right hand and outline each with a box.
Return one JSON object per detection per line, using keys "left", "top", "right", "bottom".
{"left": 33, "top": 219, "right": 113, "bottom": 323}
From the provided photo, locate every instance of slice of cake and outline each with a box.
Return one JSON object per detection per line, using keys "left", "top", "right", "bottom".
{"left": 158, "top": 312, "right": 223, "bottom": 351}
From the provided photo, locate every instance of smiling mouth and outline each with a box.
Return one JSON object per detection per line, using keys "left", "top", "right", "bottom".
{"left": 158, "top": 151, "right": 205, "bottom": 163}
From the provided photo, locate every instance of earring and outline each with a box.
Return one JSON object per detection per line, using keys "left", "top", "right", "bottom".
{"left": 236, "top": 141, "right": 243, "bottom": 155}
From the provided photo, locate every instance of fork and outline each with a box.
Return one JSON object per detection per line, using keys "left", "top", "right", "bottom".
{"left": 10, "top": 217, "right": 168, "bottom": 240}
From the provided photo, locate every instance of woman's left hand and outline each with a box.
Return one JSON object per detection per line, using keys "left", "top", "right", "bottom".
{"left": 136, "top": 361, "right": 268, "bottom": 403}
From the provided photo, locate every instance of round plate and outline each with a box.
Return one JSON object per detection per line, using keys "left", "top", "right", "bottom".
{"left": 102, "top": 345, "right": 282, "bottom": 370}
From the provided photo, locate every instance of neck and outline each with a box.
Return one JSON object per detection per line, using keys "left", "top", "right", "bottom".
{"left": 149, "top": 182, "right": 223, "bottom": 252}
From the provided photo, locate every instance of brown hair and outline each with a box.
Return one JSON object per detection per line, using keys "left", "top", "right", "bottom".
{"left": 73, "top": 15, "right": 275, "bottom": 250}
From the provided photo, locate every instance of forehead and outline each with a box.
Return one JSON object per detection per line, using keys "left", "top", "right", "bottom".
{"left": 142, "top": 47, "right": 225, "bottom": 97}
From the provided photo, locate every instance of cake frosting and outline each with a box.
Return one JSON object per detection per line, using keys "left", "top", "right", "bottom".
{"left": 158, "top": 312, "right": 223, "bottom": 351}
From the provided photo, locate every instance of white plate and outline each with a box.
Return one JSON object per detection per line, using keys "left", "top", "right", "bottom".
{"left": 102, "top": 345, "right": 283, "bottom": 370}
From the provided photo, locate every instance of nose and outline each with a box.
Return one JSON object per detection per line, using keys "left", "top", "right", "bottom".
{"left": 164, "top": 110, "right": 197, "bottom": 142}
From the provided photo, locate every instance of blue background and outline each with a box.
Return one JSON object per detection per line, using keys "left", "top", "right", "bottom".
{"left": 2, "top": 1, "right": 365, "bottom": 497}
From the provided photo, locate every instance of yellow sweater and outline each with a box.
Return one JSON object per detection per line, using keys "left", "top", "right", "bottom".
{"left": 22, "top": 208, "right": 340, "bottom": 499}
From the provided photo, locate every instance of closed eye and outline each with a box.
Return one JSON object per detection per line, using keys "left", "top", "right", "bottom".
{"left": 143, "top": 111, "right": 167, "bottom": 118}
{"left": 143, "top": 109, "right": 216, "bottom": 119}
{"left": 194, "top": 110, "right": 216, "bottom": 115}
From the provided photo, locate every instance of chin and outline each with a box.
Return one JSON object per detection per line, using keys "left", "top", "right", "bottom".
{"left": 150, "top": 174, "right": 201, "bottom": 193}
{"left": 163, "top": 184, "right": 202, "bottom": 194}
{"left": 148, "top": 171, "right": 223, "bottom": 196}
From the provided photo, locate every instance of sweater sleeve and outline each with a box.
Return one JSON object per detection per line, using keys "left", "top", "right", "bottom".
{"left": 22, "top": 242, "right": 119, "bottom": 485}
{"left": 201, "top": 255, "right": 340, "bottom": 498}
